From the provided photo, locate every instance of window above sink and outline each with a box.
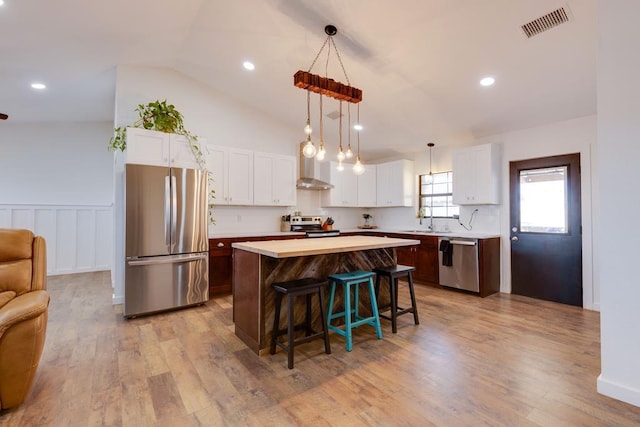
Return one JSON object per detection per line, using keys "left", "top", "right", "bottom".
{"left": 419, "top": 171, "right": 459, "bottom": 219}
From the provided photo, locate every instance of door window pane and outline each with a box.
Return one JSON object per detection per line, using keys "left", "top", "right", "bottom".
{"left": 519, "top": 166, "right": 568, "bottom": 233}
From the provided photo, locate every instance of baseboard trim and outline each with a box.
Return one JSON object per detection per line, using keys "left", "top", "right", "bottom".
{"left": 597, "top": 374, "right": 640, "bottom": 407}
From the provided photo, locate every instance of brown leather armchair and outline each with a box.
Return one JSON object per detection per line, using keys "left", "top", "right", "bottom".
{"left": 0, "top": 229, "right": 50, "bottom": 410}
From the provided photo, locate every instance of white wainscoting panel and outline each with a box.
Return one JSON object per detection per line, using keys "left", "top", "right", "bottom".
{"left": 0, "top": 204, "right": 113, "bottom": 275}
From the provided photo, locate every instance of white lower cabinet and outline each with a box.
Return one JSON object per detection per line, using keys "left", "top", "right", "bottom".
{"left": 253, "top": 152, "right": 297, "bottom": 206}
{"left": 320, "top": 161, "right": 358, "bottom": 207}
{"left": 205, "top": 145, "right": 253, "bottom": 205}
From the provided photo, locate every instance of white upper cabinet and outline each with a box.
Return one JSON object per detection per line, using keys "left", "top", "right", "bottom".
{"left": 357, "top": 164, "right": 377, "bottom": 207}
{"left": 170, "top": 134, "right": 204, "bottom": 169}
{"left": 253, "top": 152, "right": 297, "bottom": 206}
{"left": 125, "top": 127, "right": 202, "bottom": 169}
{"left": 452, "top": 143, "right": 500, "bottom": 205}
{"left": 205, "top": 145, "right": 253, "bottom": 206}
{"left": 320, "top": 161, "right": 358, "bottom": 207}
{"left": 376, "top": 160, "right": 414, "bottom": 207}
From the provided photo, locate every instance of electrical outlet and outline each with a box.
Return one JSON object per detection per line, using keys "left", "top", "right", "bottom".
{"left": 237, "top": 215, "right": 242, "bottom": 222}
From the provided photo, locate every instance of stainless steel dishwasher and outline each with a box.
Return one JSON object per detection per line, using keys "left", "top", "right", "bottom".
{"left": 438, "top": 237, "right": 479, "bottom": 292}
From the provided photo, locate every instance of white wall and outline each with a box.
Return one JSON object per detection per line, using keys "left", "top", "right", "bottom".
{"left": 0, "top": 122, "right": 113, "bottom": 204}
{"left": 596, "top": 0, "right": 640, "bottom": 408}
{"left": 367, "top": 117, "right": 596, "bottom": 309}
{"left": 115, "top": 66, "right": 298, "bottom": 156}
{"left": 0, "top": 122, "right": 114, "bottom": 275}
{"left": 476, "top": 115, "right": 597, "bottom": 308}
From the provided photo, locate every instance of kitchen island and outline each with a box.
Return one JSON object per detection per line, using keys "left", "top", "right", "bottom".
{"left": 232, "top": 235, "right": 420, "bottom": 354}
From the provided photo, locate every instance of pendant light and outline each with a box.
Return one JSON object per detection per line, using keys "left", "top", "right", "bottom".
{"left": 425, "top": 142, "right": 435, "bottom": 183}
{"left": 316, "top": 94, "right": 326, "bottom": 160}
{"left": 352, "top": 104, "right": 365, "bottom": 175}
{"left": 336, "top": 101, "right": 346, "bottom": 161}
{"left": 294, "top": 24, "right": 364, "bottom": 172}
{"left": 302, "top": 90, "right": 317, "bottom": 158}
{"left": 345, "top": 103, "right": 354, "bottom": 159}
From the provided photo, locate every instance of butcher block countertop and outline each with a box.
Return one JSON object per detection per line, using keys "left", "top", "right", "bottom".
{"left": 231, "top": 235, "right": 420, "bottom": 258}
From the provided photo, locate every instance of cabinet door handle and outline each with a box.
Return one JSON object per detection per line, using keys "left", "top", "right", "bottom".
{"left": 217, "top": 242, "right": 224, "bottom": 247}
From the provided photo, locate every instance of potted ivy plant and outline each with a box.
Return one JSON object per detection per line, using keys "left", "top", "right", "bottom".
{"left": 108, "top": 100, "right": 197, "bottom": 153}
{"left": 109, "top": 100, "right": 215, "bottom": 222}
{"left": 362, "top": 213, "right": 373, "bottom": 228}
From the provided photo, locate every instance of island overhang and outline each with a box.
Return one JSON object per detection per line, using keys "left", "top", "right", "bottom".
{"left": 231, "top": 235, "right": 420, "bottom": 258}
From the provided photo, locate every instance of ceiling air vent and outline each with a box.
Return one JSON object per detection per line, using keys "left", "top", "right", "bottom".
{"left": 326, "top": 110, "right": 342, "bottom": 120}
{"left": 521, "top": 7, "right": 570, "bottom": 38}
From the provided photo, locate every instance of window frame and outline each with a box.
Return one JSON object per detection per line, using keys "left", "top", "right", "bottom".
{"left": 418, "top": 171, "right": 459, "bottom": 219}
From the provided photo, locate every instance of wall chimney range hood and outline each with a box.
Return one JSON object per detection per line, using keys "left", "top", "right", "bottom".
{"left": 296, "top": 142, "right": 334, "bottom": 190}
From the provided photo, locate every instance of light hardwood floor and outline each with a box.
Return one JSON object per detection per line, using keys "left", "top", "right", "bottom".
{"left": 2, "top": 272, "right": 639, "bottom": 426}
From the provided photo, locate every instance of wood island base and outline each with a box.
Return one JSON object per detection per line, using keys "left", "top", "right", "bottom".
{"left": 233, "top": 247, "right": 398, "bottom": 355}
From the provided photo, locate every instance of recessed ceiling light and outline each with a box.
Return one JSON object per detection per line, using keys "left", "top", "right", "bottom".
{"left": 480, "top": 77, "right": 495, "bottom": 87}
{"left": 0, "top": 1, "right": 5, "bottom": 6}
{"left": 243, "top": 61, "right": 255, "bottom": 71}
{"left": 31, "top": 83, "right": 46, "bottom": 90}
{"left": 353, "top": 124, "right": 363, "bottom": 131}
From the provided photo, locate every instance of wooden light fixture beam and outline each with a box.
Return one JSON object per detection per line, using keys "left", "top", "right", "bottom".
{"left": 294, "top": 25, "right": 362, "bottom": 104}
{"left": 294, "top": 70, "right": 362, "bottom": 103}
{"left": 0, "top": 113, "right": 8, "bottom": 120}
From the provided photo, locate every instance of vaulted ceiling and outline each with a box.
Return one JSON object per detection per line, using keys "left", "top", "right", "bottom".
{"left": 0, "top": 0, "right": 596, "bottom": 159}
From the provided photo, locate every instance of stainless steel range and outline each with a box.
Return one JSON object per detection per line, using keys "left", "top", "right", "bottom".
{"left": 290, "top": 216, "right": 340, "bottom": 238}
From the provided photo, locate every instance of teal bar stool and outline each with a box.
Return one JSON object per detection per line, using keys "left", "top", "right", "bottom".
{"left": 326, "top": 270, "right": 383, "bottom": 351}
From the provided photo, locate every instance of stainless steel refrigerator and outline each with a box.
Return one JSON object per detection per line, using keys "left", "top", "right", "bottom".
{"left": 124, "top": 164, "right": 209, "bottom": 317}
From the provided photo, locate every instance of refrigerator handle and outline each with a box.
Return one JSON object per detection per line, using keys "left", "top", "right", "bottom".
{"left": 164, "top": 175, "right": 171, "bottom": 248}
{"left": 171, "top": 174, "right": 177, "bottom": 251}
{"left": 127, "top": 253, "right": 207, "bottom": 266}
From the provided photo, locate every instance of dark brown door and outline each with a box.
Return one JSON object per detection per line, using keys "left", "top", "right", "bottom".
{"left": 509, "top": 154, "right": 582, "bottom": 306}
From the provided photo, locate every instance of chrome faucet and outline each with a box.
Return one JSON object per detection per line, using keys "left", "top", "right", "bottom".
{"left": 418, "top": 207, "right": 434, "bottom": 230}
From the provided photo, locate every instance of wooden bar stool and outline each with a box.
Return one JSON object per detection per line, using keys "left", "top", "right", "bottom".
{"left": 270, "top": 277, "right": 331, "bottom": 369}
{"left": 373, "top": 265, "right": 420, "bottom": 333}
{"left": 327, "top": 270, "right": 383, "bottom": 351}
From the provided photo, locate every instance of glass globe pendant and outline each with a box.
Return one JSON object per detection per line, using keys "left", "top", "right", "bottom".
{"left": 336, "top": 101, "right": 346, "bottom": 161}
{"left": 304, "top": 90, "right": 312, "bottom": 135}
{"left": 353, "top": 156, "right": 364, "bottom": 175}
{"left": 345, "top": 104, "right": 354, "bottom": 158}
{"left": 301, "top": 90, "right": 316, "bottom": 158}
{"left": 302, "top": 135, "right": 317, "bottom": 158}
{"left": 316, "top": 142, "right": 326, "bottom": 160}
{"left": 352, "top": 103, "right": 365, "bottom": 175}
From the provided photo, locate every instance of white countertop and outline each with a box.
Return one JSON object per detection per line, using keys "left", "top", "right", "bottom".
{"left": 231, "top": 235, "right": 420, "bottom": 258}
{"left": 345, "top": 229, "right": 501, "bottom": 239}
{"left": 209, "top": 231, "right": 304, "bottom": 239}
{"left": 210, "top": 228, "right": 500, "bottom": 240}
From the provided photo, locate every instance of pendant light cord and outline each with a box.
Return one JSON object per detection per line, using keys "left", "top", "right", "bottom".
{"left": 339, "top": 101, "right": 343, "bottom": 151}
{"left": 307, "top": 33, "right": 351, "bottom": 85}
{"left": 357, "top": 104, "right": 360, "bottom": 157}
